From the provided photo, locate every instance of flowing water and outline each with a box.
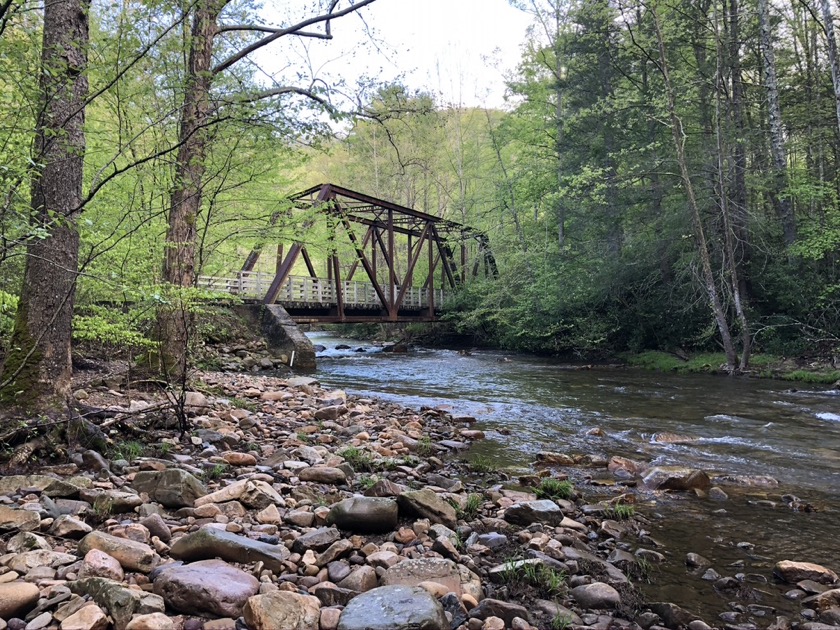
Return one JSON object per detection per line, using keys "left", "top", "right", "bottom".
{"left": 308, "top": 331, "right": 840, "bottom": 623}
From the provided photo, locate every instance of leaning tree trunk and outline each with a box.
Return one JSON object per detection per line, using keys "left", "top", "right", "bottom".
{"left": 0, "top": 0, "right": 89, "bottom": 411}
{"left": 651, "top": 3, "right": 739, "bottom": 372}
{"left": 758, "top": 0, "right": 797, "bottom": 247}
{"left": 158, "top": 0, "right": 220, "bottom": 382}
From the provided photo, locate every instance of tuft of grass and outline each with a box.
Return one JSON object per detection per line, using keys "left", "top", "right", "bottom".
{"left": 451, "top": 493, "right": 483, "bottom": 521}
{"left": 338, "top": 446, "right": 376, "bottom": 472}
{"left": 231, "top": 397, "right": 260, "bottom": 412}
{"left": 357, "top": 474, "right": 379, "bottom": 490}
{"left": 534, "top": 478, "right": 574, "bottom": 501}
{"left": 607, "top": 503, "right": 635, "bottom": 520}
{"left": 551, "top": 613, "right": 573, "bottom": 630}
{"left": 470, "top": 455, "right": 497, "bottom": 474}
{"left": 416, "top": 436, "right": 436, "bottom": 457}
{"left": 113, "top": 440, "right": 145, "bottom": 461}
{"left": 204, "top": 463, "right": 229, "bottom": 480}
{"left": 500, "top": 558, "right": 567, "bottom": 598}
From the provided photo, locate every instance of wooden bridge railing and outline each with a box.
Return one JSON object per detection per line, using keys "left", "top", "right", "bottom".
{"left": 198, "top": 272, "right": 445, "bottom": 309}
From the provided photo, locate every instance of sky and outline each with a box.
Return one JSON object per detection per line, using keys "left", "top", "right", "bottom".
{"left": 257, "top": 0, "right": 534, "bottom": 110}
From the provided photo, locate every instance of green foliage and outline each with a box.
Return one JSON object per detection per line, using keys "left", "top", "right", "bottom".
{"left": 337, "top": 446, "right": 376, "bottom": 473}
{"left": 469, "top": 455, "right": 497, "bottom": 474}
{"left": 416, "top": 436, "right": 435, "bottom": 457}
{"left": 204, "top": 463, "right": 229, "bottom": 480}
{"left": 73, "top": 307, "right": 155, "bottom": 351}
{"left": 607, "top": 503, "right": 635, "bottom": 520}
{"left": 112, "top": 440, "right": 145, "bottom": 461}
{"left": 0, "top": 291, "right": 19, "bottom": 341}
{"left": 534, "top": 478, "right": 574, "bottom": 501}
{"left": 456, "top": 493, "right": 484, "bottom": 520}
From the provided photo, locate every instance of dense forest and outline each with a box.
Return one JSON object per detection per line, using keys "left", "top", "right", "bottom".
{"left": 1, "top": 0, "right": 839, "bottom": 413}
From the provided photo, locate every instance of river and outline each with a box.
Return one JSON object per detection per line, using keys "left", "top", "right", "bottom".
{"left": 308, "top": 331, "right": 840, "bottom": 623}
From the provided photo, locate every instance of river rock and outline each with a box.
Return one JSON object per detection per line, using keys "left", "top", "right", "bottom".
{"left": 194, "top": 479, "right": 282, "bottom": 510}
{"left": 50, "top": 515, "right": 92, "bottom": 538}
{"left": 336, "top": 585, "right": 448, "bottom": 630}
{"left": 298, "top": 466, "right": 347, "bottom": 484}
{"left": 608, "top": 456, "right": 647, "bottom": 477}
{"left": 153, "top": 559, "right": 259, "bottom": 617}
{"left": 60, "top": 604, "right": 109, "bottom": 630}
{"left": 0, "top": 582, "right": 40, "bottom": 619}
{"left": 642, "top": 466, "right": 710, "bottom": 492}
{"left": 468, "top": 598, "right": 531, "bottom": 625}
{"left": 6, "top": 531, "right": 51, "bottom": 553}
{"left": 93, "top": 490, "right": 143, "bottom": 513}
{"left": 0, "top": 475, "right": 79, "bottom": 498}
{"left": 337, "top": 565, "right": 378, "bottom": 592}
{"left": 132, "top": 469, "right": 207, "bottom": 508}
{"left": 536, "top": 451, "right": 577, "bottom": 467}
{"left": 169, "top": 526, "right": 290, "bottom": 571}
{"left": 326, "top": 496, "right": 398, "bottom": 533}
{"left": 397, "top": 488, "right": 457, "bottom": 527}
{"left": 650, "top": 602, "right": 695, "bottom": 628}
{"left": 774, "top": 561, "right": 839, "bottom": 585}
{"left": 292, "top": 527, "right": 340, "bottom": 554}
{"left": 78, "top": 531, "right": 159, "bottom": 573}
{"left": 571, "top": 582, "right": 621, "bottom": 609}
{"left": 504, "top": 500, "right": 564, "bottom": 526}
{"left": 70, "top": 578, "right": 165, "bottom": 630}
{"left": 0, "top": 505, "right": 40, "bottom": 531}
{"left": 812, "top": 588, "right": 840, "bottom": 612}
{"left": 79, "top": 548, "right": 125, "bottom": 581}
{"left": 243, "top": 591, "right": 321, "bottom": 630}
{"left": 8, "top": 550, "right": 77, "bottom": 573}
{"left": 124, "top": 613, "right": 176, "bottom": 630}
{"left": 381, "top": 557, "right": 482, "bottom": 600}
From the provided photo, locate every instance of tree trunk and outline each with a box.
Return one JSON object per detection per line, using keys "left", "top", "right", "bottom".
{"left": 758, "top": 0, "right": 797, "bottom": 246}
{"left": 651, "top": 2, "right": 739, "bottom": 372}
{"left": 726, "top": 0, "right": 750, "bottom": 290}
{"left": 820, "top": 0, "right": 840, "bottom": 138}
{"left": 0, "top": 0, "right": 89, "bottom": 410}
{"left": 157, "top": 0, "right": 221, "bottom": 381}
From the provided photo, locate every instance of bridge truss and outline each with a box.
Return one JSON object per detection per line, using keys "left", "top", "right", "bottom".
{"left": 201, "top": 183, "right": 497, "bottom": 323}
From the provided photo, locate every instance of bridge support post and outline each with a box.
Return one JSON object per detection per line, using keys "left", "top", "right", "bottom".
{"left": 235, "top": 304, "right": 316, "bottom": 370}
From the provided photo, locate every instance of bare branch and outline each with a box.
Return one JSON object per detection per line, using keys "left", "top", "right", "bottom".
{"left": 212, "top": 0, "right": 378, "bottom": 75}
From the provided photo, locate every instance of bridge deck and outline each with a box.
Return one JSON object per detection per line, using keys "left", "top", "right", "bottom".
{"left": 198, "top": 273, "right": 446, "bottom": 322}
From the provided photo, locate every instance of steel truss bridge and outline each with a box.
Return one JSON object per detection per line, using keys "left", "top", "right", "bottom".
{"left": 198, "top": 183, "right": 497, "bottom": 323}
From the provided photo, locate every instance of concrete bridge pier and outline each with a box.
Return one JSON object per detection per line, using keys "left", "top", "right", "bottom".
{"left": 236, "top": 304, "right": 316, "bottom": 370}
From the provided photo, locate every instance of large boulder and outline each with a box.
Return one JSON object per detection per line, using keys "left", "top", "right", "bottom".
{"left": 337, "top": 585, "right": 448, "bottom": 630}
{"left": 774, "top": 561, "right": 839, "bottom": 585}
{"left": 243, "top": 591, "right": 321, "bottom": 630}
{"left": 169, "top": 527, "right": 290, "bottom": 572}
{"left": 132, "top": 469, "right": 207, "bottom": 508}
{"left": 642, "top": 467, "right": 711, "bottom": 493}
{"left": 0, "top": 505, "right": 40, "bottom": 531}
{"left": 153, "top": 559, "right": 259, "bottom": 617}
{"left": 298, "top": 467, "right": 347, "bottom": 485}
{"left": 0, "top": 475, "right": 79, "bottom": 498}
{"left": 571, "top": 582, "right": 621, "bottom": 609}
{"left": 397, "top": 489, "right": 457, "bottom": 528}
{"left": 71, "top": 578, "right": 165, "bottom": 630}
{"left": 504, "top": 500, "right": 565, "bottom": 526}
{"left": 193, "top": 478, "right": 282, "bottom": 510}
{"left": 326, "top": 496, "right": 398, "bottom": 533}
{"left": 78, "top": 531, "right": 159, "bottom": 573}
{"left": 0, "top": 581, "right": 40, "bottom": 619}
{"left": 382, "top": 557, "right": 482, "bottom": 600}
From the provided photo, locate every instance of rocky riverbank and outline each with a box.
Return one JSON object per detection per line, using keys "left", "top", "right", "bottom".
{"left": 1, "top": 369, "right": 838, "bottom": 630}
